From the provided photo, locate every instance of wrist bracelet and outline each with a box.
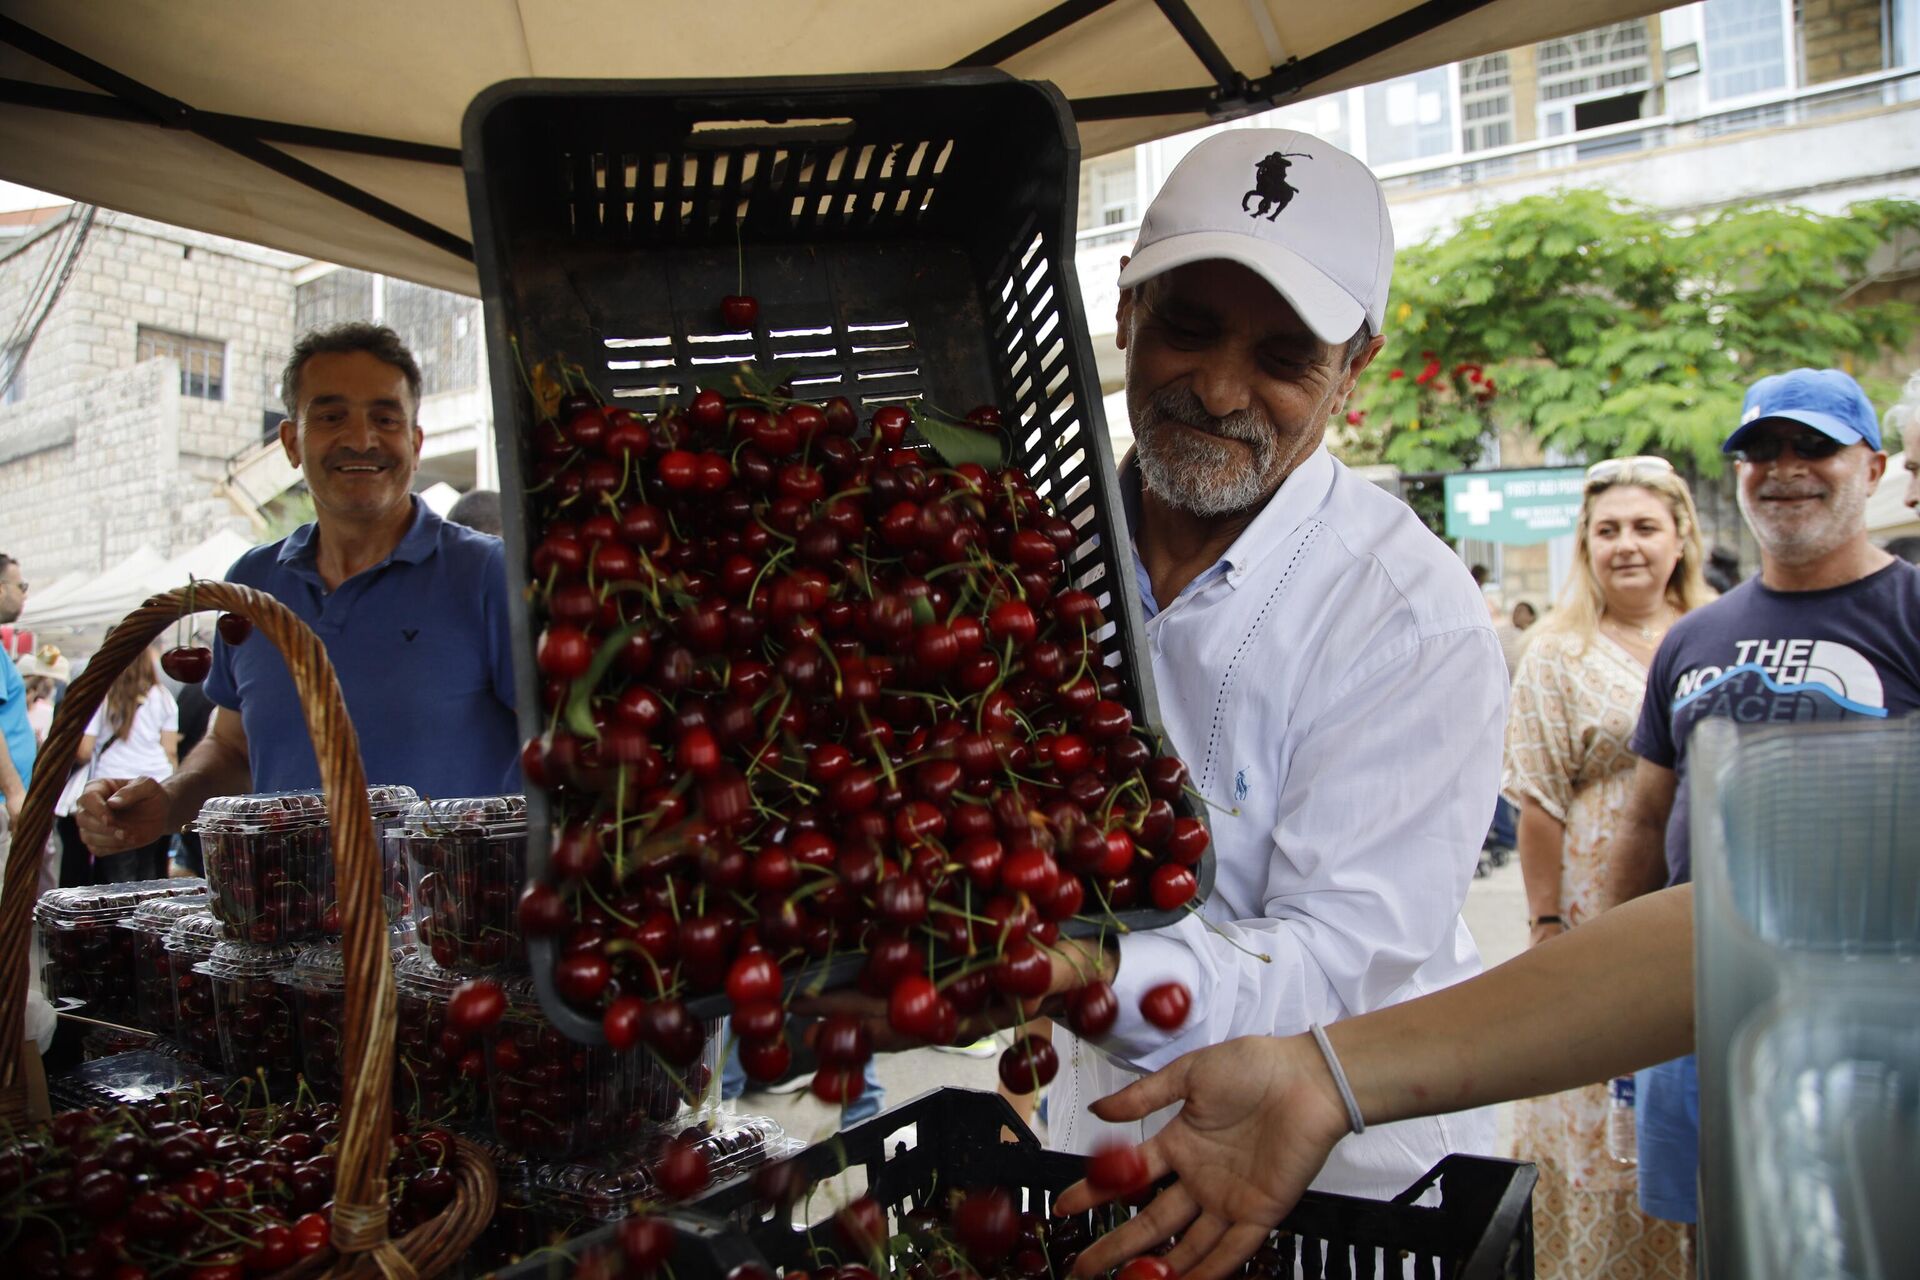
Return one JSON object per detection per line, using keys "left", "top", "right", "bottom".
{"left": 1530, "top": 914, "right": 1564, "bottom": 928}
{"left": 1308, "top": 1023, "right": 1366, "bottom": 1136}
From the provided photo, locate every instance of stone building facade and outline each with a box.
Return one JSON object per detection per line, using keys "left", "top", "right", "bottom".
{"left": 0, "top": 208, "right": 299, "bottom": 580}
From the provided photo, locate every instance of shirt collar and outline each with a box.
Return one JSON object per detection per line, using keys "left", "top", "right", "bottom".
{"left": 1120, "top": 444, "right": 1337, "bottom": 586}
{"left": 277, "top": 496, "right": 439, "bottom": 570}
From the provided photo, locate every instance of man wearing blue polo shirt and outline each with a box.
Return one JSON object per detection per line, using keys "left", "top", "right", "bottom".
{"left": 77, "top": 324, "right": 520, "bottom": 856}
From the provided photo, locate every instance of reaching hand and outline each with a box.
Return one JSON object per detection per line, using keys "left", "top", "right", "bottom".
{"left": 76, "top": 776, "right": 173, "bottom": 854}
{"left": 1054, "top": 1035, "right": 1352, "bottom": 1280}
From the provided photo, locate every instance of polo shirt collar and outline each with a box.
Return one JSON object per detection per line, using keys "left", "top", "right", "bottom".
{"left": 277, "top": 496, "right": 439, "bottom": 570}
{"left": 1120, "top": 443, "right": 1336, "bottom": 585}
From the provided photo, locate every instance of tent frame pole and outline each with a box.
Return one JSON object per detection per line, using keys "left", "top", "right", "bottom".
{"left": 0, "top": 15, "right": 472, "bottom": 263}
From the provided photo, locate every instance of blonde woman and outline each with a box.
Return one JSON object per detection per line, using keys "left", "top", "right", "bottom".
{"left": 1502, "top": 456, "right": 1716, "bottom": 1278}
{"left": 77, "top": 647, "right": 178, "bottom": 883}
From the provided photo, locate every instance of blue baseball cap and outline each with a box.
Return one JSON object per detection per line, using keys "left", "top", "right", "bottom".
{"left": 1724, "top": 368, "right": 1882, "bottom": 454}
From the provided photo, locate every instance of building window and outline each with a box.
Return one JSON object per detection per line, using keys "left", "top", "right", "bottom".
{"left": 1085, "top": 154, "right": 1139, "bottom": 228}
{"left": 1253, "top": 93, "right": 1353, "bottom": 155}
{"left": 1703, "top": 0, "right": 1789, "bottom": 100}
{"left": 137, "top": 326, "right": 225, "bottom": 400}
{"left": 1460, "top": 54, "right": 1515, "bottom": 152}
{"left": 1364, "top": 67, "right": 1455, "bottom": 166}
{"left": 385, "top": 281, "right": 480, "bottom": 400}
{"left": 1, "top": 344, "right": 24, "bottom": 405}
{"left": 1537, "top": 20, "right": 1653, "bottom": 101}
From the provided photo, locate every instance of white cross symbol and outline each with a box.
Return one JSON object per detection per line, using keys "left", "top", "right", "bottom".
{"left": 1452, "top": 477, "right": 1505, "bottom": 526}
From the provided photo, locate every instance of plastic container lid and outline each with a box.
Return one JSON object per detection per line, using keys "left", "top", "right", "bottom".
{"left": 34, "top": 879, "right": 208, "bottom": 929}
{"left": 197, "top": 939, "right": 298, "bottom": 981}
{"left": 192, "top": 790, "right": 328, "bottom": 834}
{"left": 367, "top": 783, "right": 424, "bottom": 822}
{"left": 395, "top": 952, "right": 466, "bottom": 1000}
{"left": 164, "top": 912, "right": 227, "bottom": 958}
{"left": 120, "top": 895, "right": 213, "bottom": 937}
{"left": 394, "top": 794, "right": 528, "bottom": 838}
{"left": 286, "top": 944, "right": 348, "bottom": 993}
{"left": 529, "top": 1116, "right": 792, "bottom": 1220}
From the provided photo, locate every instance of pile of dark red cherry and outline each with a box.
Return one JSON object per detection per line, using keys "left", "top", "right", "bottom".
{"left": 513, "top": 359, "right": 1208, "bottom": 1100}
{"left": 1, "top": 1088, "right": 454, "bottom": 1280}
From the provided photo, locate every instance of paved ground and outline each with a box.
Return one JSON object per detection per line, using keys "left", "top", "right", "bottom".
{"left": 721, "top": 852, "right": 1533, "bottom": 1157}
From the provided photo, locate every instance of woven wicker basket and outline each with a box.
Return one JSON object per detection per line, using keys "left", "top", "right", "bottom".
{"left": 0, "top": 582, "right": 496, "bottom": 1278}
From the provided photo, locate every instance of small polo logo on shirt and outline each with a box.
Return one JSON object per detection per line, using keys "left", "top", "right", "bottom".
{"left": 1234, "top": 769, "right": 1249, "bottom": 802}
{"left": 402, "top": 628, "right": 419, "bottom": 642}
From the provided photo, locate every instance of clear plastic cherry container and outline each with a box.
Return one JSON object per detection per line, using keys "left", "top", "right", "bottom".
{"left": 199, "top": 939, "right": 298, "bottom": 1089}
{"left": 122, "top": 895, "right": 213, "bottom": 1038}
{"left": 527, "top": 1115, "right": 793, "bottom": 1237}
{"left": 34, "top": 879, "right": 208, "bottom": 1024}
{"left": 286, "top": 944, "right": 351, "bottom": 1100}
{"left": 484, "top": 977, "right": 720, "bottom": 1161}
{"left": 393, "top": 954, "right": 491, "bottom": 1129}
{"left": 389, "top": 794, "right": 527, "bottom": 972}
{"left": 194, "top": 785, "right": 419, "bottom": 945}
{"left": 165, "top": 912, "right": 228, "bottom": 1069}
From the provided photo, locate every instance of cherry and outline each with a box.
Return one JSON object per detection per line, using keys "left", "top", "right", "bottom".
{"left": 655, "top": 1135, "right": 711, "bottom": 1200}
{"left": 835, "top": 1195, "right": 888, "bottom": 1260}
{"left": 602, "top": 995, "right": 647, "bottom": 1049}
{"left": 886, "top": 975, "right": 953, "bottom": 1044}
{"left": 215, "top": 613, "right": 253, "bottom": 646}
{"left": 1166, "top": 817, "right": 1211, "bottom": 866}
{"left": 1116, "top": 1259, "right": 1179, "bottom": 1280}
{"left": 987, "top": 599, "right": 1038, "bottom": 647}
{"left": 725, "top": 950, "right": 783, "bottom": 1005}
{"left": 536, "top": 624, "right": 593, "bottom": 679}
{"left": 689, "top": 389, "right": 728, "bottom": 431}
{"left": 814, "top": 1014, "right": 873, "bottom": 1066}
{"left": 997, "top": 1033, "right": 1059, "bottom": 1094}
{"left": 446, "top": 978, "right": 506, "bottom": 1037}
{"left": 1066, "top": 980, "right": 1119, "bottom": 1039}
{"left": 553, "top": 951, "right": 611, "bottom": 1004}
{"left": 160, "top": 645, "right": 213, "bottom": 683}
{"left": 721, "top": 294, "right": 760, "bottom": 329}
{"left": 953, "top": 1186, "right": 1019, "bottom": 1264}
{"left": 991, "top": 940, "right": 1052, "bottom": 999}
{"left": 1084, "top": 1140, "right": 1150, "bottom": 1195}
{"left": 739, "top": 1034, "right": 792, "bottom": 1082}
{"left": 517, "top": 881, "right": 570, "bottom": 936}
{"left": 1149, "top": 863, "right": 1199, "bottom": 912}
{"left": 1140, "top": 981, "right": 1192, "bottom": 1031}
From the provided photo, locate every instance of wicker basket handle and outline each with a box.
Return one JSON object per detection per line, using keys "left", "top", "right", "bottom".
{"left": 0, "top": 582, "right": 407, "bottom": 1271}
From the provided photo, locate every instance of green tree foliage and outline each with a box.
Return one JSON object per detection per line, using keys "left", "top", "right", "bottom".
{"left": 1345, "top": 193, "right": 1920, "bottom": 473}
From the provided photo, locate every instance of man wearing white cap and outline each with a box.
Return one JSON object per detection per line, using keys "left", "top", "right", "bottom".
{"left": 1042, "top": 131, "right": 1505, "bottom": 1197}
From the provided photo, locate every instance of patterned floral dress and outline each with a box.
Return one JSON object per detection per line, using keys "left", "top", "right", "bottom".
{"left": 1503, "top": 628, "right": 1692, "bottom": 1278}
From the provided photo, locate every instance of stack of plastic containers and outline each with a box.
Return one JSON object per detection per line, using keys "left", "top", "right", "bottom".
{"left": 392, "top": 794, "right": 528, "bottom": 971}
{"left": 123, "top": 895, "right": 213, "bottom": 1038}
{"left": 1692, "top": 718, "right": 1919, "bottom": 1280}
{"left": 165, "top": 911, "right": 227, "bottom": 1069}
{"left": 199, "top": 938, "right": 298, "bottom": 1090}
{"left": 33, "top": 879, "right": 207, "bottom": 1022}
{"left": 526, "top": 1116, "right": 796, "bottom": 1241}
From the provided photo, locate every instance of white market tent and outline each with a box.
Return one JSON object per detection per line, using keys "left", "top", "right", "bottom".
{"left": 19, "top": 528, "right": 256, "bottom": 632}
{"left": 0, "top": 0, "right": 1667, "bottom": 296}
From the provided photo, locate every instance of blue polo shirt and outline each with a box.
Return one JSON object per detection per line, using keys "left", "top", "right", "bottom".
{"left": 206, "top": 499, "right": 522, "bottom": 798}
{"left": 0, "top": 655, "right": 36, "bottom": 788}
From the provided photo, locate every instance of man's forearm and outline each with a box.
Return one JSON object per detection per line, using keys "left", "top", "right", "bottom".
{"left": 1334, "top": 885, "right": 1695, "bottom": 1123}
{"left": 159, "top": 735, "right": 252, "bottom": 832}
{"left": 1602, "top": 821, "right": 1669, "bottom": 908}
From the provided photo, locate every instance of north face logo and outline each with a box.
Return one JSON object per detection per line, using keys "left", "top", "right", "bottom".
{"left": 1243, "top": 150, "right": 1311, "bottom": 221}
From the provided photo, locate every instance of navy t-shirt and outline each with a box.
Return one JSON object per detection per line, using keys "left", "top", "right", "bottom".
{"left": 205, "top": 499, "right": 523, "bottom": 798}
{"left": 1630, "top": 559, "right": 1920, "bottom": 884}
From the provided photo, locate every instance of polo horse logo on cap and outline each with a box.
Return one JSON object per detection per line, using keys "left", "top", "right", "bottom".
{"left": 1243, "top": 151, "right": 1312, "bottom": 221}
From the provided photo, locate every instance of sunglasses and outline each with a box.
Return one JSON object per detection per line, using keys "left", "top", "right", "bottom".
{"left": 1731, "top": 428, "right": 1846, "bottom": 464}
{"left": 1585, "top": 456, "right": 1676, "bottom": 488}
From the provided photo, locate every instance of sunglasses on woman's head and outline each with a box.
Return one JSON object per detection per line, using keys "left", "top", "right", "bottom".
{"left": 1731, "top": 428, "right": 1846, "bottom": 464}
{"left": 1585, "top": 456, "right": 1676, "bottom": 488}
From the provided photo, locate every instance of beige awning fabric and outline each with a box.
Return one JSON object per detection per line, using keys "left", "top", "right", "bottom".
{"left": 0, "top": 0, "right": 1665, "bottom": 296}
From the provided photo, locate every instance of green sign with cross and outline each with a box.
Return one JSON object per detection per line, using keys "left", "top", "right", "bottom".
{"left": 1443, "top": 467, "right": 1587, "bottom": 545}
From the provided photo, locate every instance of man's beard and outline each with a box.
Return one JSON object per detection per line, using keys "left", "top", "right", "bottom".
{"left": 1738, "top": 463, "right": 1871, "bottom": 565}
{"left": 1131, "top": 386, "right": 1297, "bottom": 518}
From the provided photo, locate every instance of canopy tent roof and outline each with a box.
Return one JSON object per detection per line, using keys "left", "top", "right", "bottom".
{"left": 21, "top": 529, "right": 256, "bottom": 632}
{"left": 0, "top": 0, "right": 1665, "bottom": 296}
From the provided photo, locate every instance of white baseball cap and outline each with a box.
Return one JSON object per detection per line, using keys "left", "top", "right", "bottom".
{"left": 1116, "top": 129, "right": 1394, "bottom": 345}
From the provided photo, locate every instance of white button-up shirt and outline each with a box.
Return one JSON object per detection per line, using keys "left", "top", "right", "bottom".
{"left": 1049, "top": 445, "right": 1505, "bottom": 1200}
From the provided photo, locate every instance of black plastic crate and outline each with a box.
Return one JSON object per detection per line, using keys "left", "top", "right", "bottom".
{"left": 490, "top": 1089, "right": 1537, "bottom": 1280}
{"left": 463, "top": 72, "right": 1209, "bottom": 1041}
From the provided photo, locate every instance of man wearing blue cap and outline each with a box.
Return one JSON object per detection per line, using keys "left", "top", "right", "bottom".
{"left": 1603, "top": 367, "right": 1920, "bottom": 1237}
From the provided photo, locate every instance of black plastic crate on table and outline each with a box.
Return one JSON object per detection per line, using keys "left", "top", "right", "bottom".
{"left": 463, "top": 72, "right": 1209, "bottom": 1041}
{"left": 491, "top": 1089, "right": 1538, "bottom": 1280}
